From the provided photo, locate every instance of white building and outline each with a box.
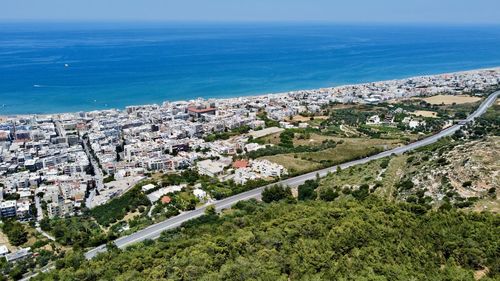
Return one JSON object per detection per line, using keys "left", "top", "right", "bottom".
{"left": 147, "top": 185, "right": 184, "bottom": 203}
{"left": 251, "top": 160, "right": 288, "bottom": 178}
{"left": 366, "top": 115, "right": 381, "bottom": 125}
{"left": 197, "top": 160, "right": 226, "bottom": 177}
{"left": 193, "top": 189, "right": 207, "bottom": 200}
{"left": 0, "top": 245, "right": 8, "bottom": 257}
{"left": 141, "top": 183, "right": 156, "bottom": 193}
{"left": 0, "top": 200, "right": 17, "bottom": 218}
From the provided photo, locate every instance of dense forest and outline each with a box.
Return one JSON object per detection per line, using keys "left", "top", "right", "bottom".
{"left": 35, "top": 196, "right": 499, "bottom": 280}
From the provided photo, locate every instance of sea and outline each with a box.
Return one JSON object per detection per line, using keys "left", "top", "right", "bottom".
{"left": 1, "top": 22, "right": 500, "bottom": 115}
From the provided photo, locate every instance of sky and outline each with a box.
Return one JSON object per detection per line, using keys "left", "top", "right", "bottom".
{"left": 1, "top": 0, "right": 500, "bottom": 24}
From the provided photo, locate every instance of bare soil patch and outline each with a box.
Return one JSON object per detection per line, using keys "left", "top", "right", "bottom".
{"left": 422, "top": 95, "right": 481, "bottom": 105}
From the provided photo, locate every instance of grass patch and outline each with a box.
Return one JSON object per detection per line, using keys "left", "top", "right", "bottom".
{"left": 296, "top": 138, "right": 398, "bottom": 164}
{"left": 261, "top": 138, "right": 401, "bottom": 176}
{"left": 261, "top": 155, "right": 322, "bottom": 175}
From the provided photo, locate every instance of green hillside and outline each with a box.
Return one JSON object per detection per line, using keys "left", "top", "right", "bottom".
{"left": 35, "top": 197, "right": 499, "bottom": 281}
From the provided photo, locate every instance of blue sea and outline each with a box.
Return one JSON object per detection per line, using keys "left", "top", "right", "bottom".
{"left": 1, "top": 22, "right": 500, "bottom": 115}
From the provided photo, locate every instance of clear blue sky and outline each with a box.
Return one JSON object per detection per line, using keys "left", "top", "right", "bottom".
{"left": 2, "top": 0, "right": 499, "bottom": 24}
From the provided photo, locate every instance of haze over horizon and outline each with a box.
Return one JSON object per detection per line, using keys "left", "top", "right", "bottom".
{"left": 2, "top": 0, "right": 500, "bottom": 24}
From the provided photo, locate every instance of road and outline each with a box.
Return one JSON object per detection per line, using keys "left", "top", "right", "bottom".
{"left": 85, "top": 90, "right": 499, "bottom": 259}
{"left": 82, "top": 136, "right": 104, "bottom": 209}
{"left": 33, "top": 196, "right": 56, "bottom": 241}
{"left": 34, "top": 196, "right": 43, "bottom": 222}
{"left": 20, "top": 264, "right": 55, "bottom": 281}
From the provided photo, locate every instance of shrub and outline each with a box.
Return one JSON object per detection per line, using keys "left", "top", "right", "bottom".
{"left": 262, "top": 185, "right": 293, "bottom": 203}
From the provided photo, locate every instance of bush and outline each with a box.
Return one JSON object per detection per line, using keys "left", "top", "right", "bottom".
{"left": 379, "top": 158, "right": 390, "bottom": 169}
{"left": 462, "top": 181, "right": 472, "bottom": 188}
{"left": 298, "top": 180, "right": 318, "bottom": 201}
{"left": 204, "top": 205, "right": 216, "bottom": 216}
{"left": 103, "top": 175, "right": 115, "bottom": 183}
{"left": 352, "top": 184, "right": 370, "bottom": 200}
{"left": 396, "top": 179, "right": 414, "bottom": 191}
{"left": 262, "top": 185, "right": 293, "bottom": 203}
{"left": 319, "top": 188, "right": 339, "bottom": 202}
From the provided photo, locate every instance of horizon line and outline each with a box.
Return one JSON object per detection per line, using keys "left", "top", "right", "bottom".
{"left": 1, "top": 19, "right": 500, "bottom": 26}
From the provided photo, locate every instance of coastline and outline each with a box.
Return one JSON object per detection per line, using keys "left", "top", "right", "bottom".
{"left": 3, "top": 22, "right": 500, "bottom": 116}
{"left": 2, "top": 66, "right": 499, "bottom": 119}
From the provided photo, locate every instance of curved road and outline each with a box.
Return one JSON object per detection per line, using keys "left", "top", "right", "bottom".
{"left": 85, "top": 90, "right": 499, "bottom": 259}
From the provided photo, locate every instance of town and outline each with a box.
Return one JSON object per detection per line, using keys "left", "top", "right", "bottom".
{"left": 0, "top": 68, "right": 499, "bottom": 262}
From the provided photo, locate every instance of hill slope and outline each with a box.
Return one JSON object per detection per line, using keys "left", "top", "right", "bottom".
{"left": 36, "top": 198, "right": 499, "bottom": 281}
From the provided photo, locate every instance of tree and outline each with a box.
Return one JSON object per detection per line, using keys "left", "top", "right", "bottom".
{"left": 298, "top": 180, "right": 318, "bottom": 201}
{"left": 106, "top": 242, "right": 119, "bottom": 253}
{"left": 2, "top": 221, "right": 28, "bottom": 246}
{"left": 279, "top": 130, "right": 295, "bottom": 148}
{"left": 40, "top": 218, "right": 51, "bottom": 231}
{"left": 55, "top": 251, "right": 85, "bottom": 270}
{"left": 9, "top": 266, "right": 24, "bottom": 280}
{"left": 319, "top": 187, "right": 339, "bottom": 202}
{"left": 352, "top": 184, "right": 370, "bottom": 200}
{"left": 204, "top": 205, "right": 217, "bottom": 216}
{"left": 261, "top": 185, "right": 293, "bottom": 203}
{"left": 35, "top": 199, "right": 500, "bottom": 281}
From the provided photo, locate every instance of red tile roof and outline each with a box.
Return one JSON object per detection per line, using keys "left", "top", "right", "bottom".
{"left": 161, "top": 196, "right": 172, "bottom": 204}
{"left": 233, "top": 160, "right": 249, "bottom": 169}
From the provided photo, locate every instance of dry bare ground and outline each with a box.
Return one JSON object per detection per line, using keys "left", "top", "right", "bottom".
{"left": 0, "top": 230, "right": 16, "bottom": 252}
{"left": 291, "top": 115, "right": 329, "bottom": 122}
{"left": 422, "top": 95, "right": 481, "bottom": 105}
{"left": 411, "top": 110, "right": 438, "bottom": 118}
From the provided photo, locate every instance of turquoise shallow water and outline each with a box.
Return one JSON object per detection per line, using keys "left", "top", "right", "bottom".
{"left": 1, "top": 22, "right": 500, "bottom": 114}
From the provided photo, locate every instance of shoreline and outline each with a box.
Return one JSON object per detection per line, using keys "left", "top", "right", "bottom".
{"left": 1, "top": 66, "right": 499, "bottom": 118}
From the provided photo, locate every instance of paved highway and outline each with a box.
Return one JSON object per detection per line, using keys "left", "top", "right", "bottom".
{"left": 85, "top": 91, "right": 499, "bottom": 259}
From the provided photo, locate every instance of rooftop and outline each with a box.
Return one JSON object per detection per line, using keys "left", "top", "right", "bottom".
{"left": 187, "top": 107, "right": 217, "bottom": 113}
{"left": 233, "top": 160, "right": 249, "bottom": 169}
{"left": 161, "top": 196, "right": 171, "bottom": 204}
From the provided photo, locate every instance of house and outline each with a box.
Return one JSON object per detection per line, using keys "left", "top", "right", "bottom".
{"left": 366, "top": 115, "right": 381, "bottom": 125}
{"left": 232, "top": 160, "right": 249, "bottom": 169}
{"left": 0, "top": 245, "right": 9, "bottom": 257}
{"left": 244, "top": 143, "right": 263, "bottom": 152}
{"left": 16, "top": 200, "right": 31, "bottom": 221}
{"left": 141, "top": 183, "right": 156, "bottom": 193}
{"left": 403, "top": 117, "right": 426, "bottom": 129}
{"left": 233, "top": 168, "right": 260, "bottom": 185}
{"left": 47, "top": 199, "right": 74, "bottom": 219}
{"left": 193, "top": 189, "right": 207, "bottom": 200}
{"left": 0, "top": 200, "right": 17, "bottom": 218}
{"left": 5, "top": 248, "right": 31, "bottom": 263}
{"left": 251, "top": 159, "right": 288, "bottom": 178}
{"left": 187, "top": 106, "right": 217, "bottom": 119}
{"left": 147, "top": 185, "right": 183, "bottom": 203}
{"left": 409, "top": 120, "right": 425, "bottom": 129}
{"left": 161, "top": 196, "right": 171, "bottom": 204}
